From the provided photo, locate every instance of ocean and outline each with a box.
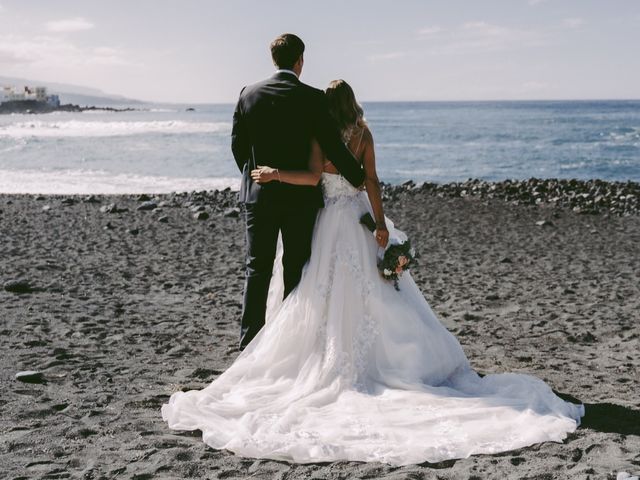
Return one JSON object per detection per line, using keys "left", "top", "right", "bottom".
{"left": 0, "top": 100, "right": 638, "bottom": 194}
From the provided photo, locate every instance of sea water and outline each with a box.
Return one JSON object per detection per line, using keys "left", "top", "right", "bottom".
{"left": 0, "top": 100, "right": 638, "bottom": 194}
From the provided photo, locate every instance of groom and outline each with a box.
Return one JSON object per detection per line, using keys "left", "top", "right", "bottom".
{"left": 232, "top": 33, "right": 365, "bottom": 349}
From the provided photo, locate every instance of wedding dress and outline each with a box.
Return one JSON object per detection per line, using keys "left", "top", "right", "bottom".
{"left": 161, "top": 172, "right": 585, "bottom": 466}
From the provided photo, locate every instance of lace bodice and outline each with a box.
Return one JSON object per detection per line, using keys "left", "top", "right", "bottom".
{"left": 320, "top": 172, "right": 360, "bottom": 204}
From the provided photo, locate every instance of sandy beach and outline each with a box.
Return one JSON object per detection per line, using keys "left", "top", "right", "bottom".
{"left": 1, "top": 183, "right": 639, "bottom": 479}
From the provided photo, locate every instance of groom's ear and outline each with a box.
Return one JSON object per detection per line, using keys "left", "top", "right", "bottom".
{"left": 295, "top": 54, "right": 304, "bottom": 74}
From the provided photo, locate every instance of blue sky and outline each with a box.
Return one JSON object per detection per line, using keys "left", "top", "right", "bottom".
{"left": 0, "top": 0, "right": 639, "bottom": 103}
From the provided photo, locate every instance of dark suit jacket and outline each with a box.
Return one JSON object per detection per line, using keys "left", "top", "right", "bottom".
{"left": 232, "top": 71, "right": 365, "bottom": 207}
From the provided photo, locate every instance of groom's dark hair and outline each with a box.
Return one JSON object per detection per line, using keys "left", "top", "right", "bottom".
{"left": 270, "top": 34, "right": 305, "bottom": 70}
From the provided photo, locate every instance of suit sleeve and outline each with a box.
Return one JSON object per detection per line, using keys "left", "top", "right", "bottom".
{"left": 231, "top": 87, "right": 250, "bottom": 173}
{"left": 311, "top": 91, "right": 365, "bottom": 188}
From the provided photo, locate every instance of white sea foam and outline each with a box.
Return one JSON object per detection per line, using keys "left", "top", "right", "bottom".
{"left": 0, "top": 120, "right": 231, "bottom": 138}
{"left": 0, "top": 169, "right": 240, "bottom": 194}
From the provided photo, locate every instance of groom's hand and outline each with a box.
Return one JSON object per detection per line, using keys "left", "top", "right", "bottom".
{"left": 251, "top": 166, "right": 277, "bottom": 184}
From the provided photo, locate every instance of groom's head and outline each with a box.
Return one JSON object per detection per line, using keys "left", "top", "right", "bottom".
{"left": 270, "top": 33, "right": 305, "bottom": 76}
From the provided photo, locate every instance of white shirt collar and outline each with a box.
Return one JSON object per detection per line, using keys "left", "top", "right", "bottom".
{"left": 275, "top": 68, "right": 298, "bottom": 78}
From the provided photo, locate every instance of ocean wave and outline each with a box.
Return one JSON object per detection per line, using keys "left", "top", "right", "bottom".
{"left": 0, "top": 168, "right": 240, "bottom": 194}
{"left": 0, "top": 120, "right": 231, "bottom": 138}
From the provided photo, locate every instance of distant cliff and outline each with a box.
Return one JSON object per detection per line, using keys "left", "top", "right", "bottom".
{"left": 0, "top": 100, "right": 138, "bottom": 114}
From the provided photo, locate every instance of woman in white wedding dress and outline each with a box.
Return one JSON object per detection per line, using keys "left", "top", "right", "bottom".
{"left": 161, "top": 80, "right": 584, "bottom": 466}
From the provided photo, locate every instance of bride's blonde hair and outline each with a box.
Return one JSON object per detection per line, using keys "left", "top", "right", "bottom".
{"left": 325, "top": 79, "right": 367, "bottom": 142}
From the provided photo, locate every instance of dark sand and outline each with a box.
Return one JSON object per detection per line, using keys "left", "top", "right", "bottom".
{"left": 1, "top": 188, "right": 639, "bottom": 479}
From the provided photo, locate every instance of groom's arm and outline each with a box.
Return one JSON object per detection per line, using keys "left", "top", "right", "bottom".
{"left": 311, "top": 91, "right": 365, "bottom": 188}
{"left": 231, "top": 87, "right": 250, "bottom": 173}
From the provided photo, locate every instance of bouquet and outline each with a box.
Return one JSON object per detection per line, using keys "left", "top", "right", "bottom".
{"left": 360, "top": 213, "right": 416, "bottom": 290}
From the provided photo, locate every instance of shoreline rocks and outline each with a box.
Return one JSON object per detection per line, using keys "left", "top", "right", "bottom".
{"left": 381, "top": 178, "right": 639, "bottom": 216}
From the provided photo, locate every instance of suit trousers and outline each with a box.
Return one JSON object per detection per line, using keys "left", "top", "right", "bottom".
{"left": 240, "top": 201, "right": 319, "bottom": 349}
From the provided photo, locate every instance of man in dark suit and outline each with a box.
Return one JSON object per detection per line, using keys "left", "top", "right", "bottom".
{"left": 232, "top": 33, "right": 365, "bottom": 349}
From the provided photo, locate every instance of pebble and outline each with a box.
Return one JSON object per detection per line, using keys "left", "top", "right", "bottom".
{"left": 194, "top": 211, "right": 209, "bottom": 220}
{"left": 136, "top": 201, "right": 157, "bottom": 211}
{"left": 100, "top": 203, "right": 127, "bottom": 214}
{"left": 15, "top": 370, "right": 46, "bottom": 384}
{"left": 128, "top": 228, "right": 140, "bottom": 235}
{"left": 4, "top": 279, "right": 33, "bottom": 293}
{"left": 158, "top": 215, "right": 169, "bottom": 223}
{"left": 137, "top": 194, "right": 152, "bottom": 202}
{"left": 42, "top": 205, "right": 51, "bottom": 212}
{"left": 224, "top": 207, "right": 241, "bottom": 218}
{"left": 535, "top": 220, "right": 553, "bottom": 227}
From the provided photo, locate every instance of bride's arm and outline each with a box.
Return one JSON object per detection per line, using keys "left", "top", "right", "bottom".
{"left": 361, "top": 128, "right": 389, "bottom": 248}
{"left": 251, "top": 139, "right": 323, "bottom": 186}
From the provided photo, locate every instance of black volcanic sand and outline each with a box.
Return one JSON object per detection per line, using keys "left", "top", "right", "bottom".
{"left": 1, "top": 185, "right": 639, "bottom": 480}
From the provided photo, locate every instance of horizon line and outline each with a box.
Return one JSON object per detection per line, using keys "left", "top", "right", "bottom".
{"left": 150, "top": 97, "right": 640, "bottom": 106}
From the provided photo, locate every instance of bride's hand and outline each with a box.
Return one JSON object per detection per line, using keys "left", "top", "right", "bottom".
{"left": 251, "top": 165, "right": 278, "bottom": 184}
{"left": 375, "top": 226, "right": 389, "bottom": 248}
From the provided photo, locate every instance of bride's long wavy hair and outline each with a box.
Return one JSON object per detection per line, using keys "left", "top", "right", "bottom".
{"left": 325, "top": 79, "right": 367, "bottom": 142}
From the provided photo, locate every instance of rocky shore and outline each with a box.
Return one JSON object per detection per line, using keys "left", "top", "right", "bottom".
{"left": 0, "top": 99, "right": 139, "bottom": 114}
{"left": 385, "top": 178, "right": 640, "bottom": 217}
{"left": 1, "top": 180, "right": 639, "bottom": 479}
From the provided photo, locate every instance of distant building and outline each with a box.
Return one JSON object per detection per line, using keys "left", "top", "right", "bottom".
{"left": 0, "top": 85, "right": 60, "bottom": 106}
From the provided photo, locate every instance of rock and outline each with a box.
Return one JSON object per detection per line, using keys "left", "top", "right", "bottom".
{"left": 103, "top": 222, "right": 114, "bottom": 230}
{"left": 193, "top": 211, "right": 209, "bottom": 220}
{"left": 15, "top": 370, "right": 46, "bottom": 384}
{"left": 499, "top": 257, "right": 513, "bottom": 264}
{"left": 42, "top": 205, "right": 51, "bottom": 212}
{"left": 224, "top": 207, "right": 241, "bottom": 218}
{"left": 61, "top": 198, "right": 76, "bottom": 205}
{"left": 35, "top": 195, "right": 45, "bottom": 201}
{"left": 4, "top": 279, "right": 34, "bottom": 293}
{"left": 83, "top": 195, "right": 101, "bottom": 203}
{"left": 128, "top": 228, "right": 139, "bottom": 235}
{"left": 535, "top": 220, "right": 553, "bottom": 227}
{"left": 136, "top": 201, "right": 157, "bottom": 211}
{"left": 190, "top": 205, "right": 206, "bottom": 212}
{"left": 137, "top": 194, "right": 152, "bottom": 202}
{"left": 100, "top": 203, "right": 127, "bottom": 214}
{"left": 158, "top": 215, "right": 169, "bottom": 223}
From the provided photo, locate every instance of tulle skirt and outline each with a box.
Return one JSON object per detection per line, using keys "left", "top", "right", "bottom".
{"left": 161, "top": 190, "right": 584, "bottom": 466}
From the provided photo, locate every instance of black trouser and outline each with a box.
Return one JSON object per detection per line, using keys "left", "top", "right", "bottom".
{"left": 239, "top": 201, "right": 318, "bottom": 349}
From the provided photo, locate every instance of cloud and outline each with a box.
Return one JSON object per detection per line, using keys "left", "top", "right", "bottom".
{"left": 521, "top": 81, "right": 550, "bottom": 91}
{"left": 45, "top": 17, "right": 95, "bottom": 33}
{"left": 0, "top": 34, "right": 138, "bottom": 69}
{"left": 367, "top": 51, "right": 408, "bottom": 63}
{"left": 417, "top": 26, "right": 443, "bottom": 36}
{"left": 419, "top": 21, "right": 548, "bottom": 56}
{"left": 562, "top": 17, "right": 585, "bottom": 28}
{"left": 528, "top": 0, "right": 549, "bottom": 5}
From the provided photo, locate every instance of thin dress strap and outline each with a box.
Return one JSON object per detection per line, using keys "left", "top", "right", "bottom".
{"left": 353, "top": 127, "right": 365, "bottom": 161}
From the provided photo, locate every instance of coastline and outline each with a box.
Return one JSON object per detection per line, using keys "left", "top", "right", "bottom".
{"left": 1, "top": 183, "right": 638, "bottom": 478}
{"left": 2, "top": 176, "right": 637, "bottom": 215}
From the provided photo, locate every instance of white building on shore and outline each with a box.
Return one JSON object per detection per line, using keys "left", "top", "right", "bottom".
{"left": 0, "top": 85, "right": 60, "bottom": 107}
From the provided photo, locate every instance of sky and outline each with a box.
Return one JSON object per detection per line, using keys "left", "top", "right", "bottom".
{"left": 0, "top": 0, "right": 639, "bottom": 103}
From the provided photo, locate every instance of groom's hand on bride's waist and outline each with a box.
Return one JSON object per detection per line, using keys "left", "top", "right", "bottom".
{"left": 251, "top": 166, "right": 278, "bottom": 184}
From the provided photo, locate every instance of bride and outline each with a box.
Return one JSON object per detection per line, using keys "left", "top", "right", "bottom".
{"left": 161, "top": 79, "right": 585, "bottom": 466}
